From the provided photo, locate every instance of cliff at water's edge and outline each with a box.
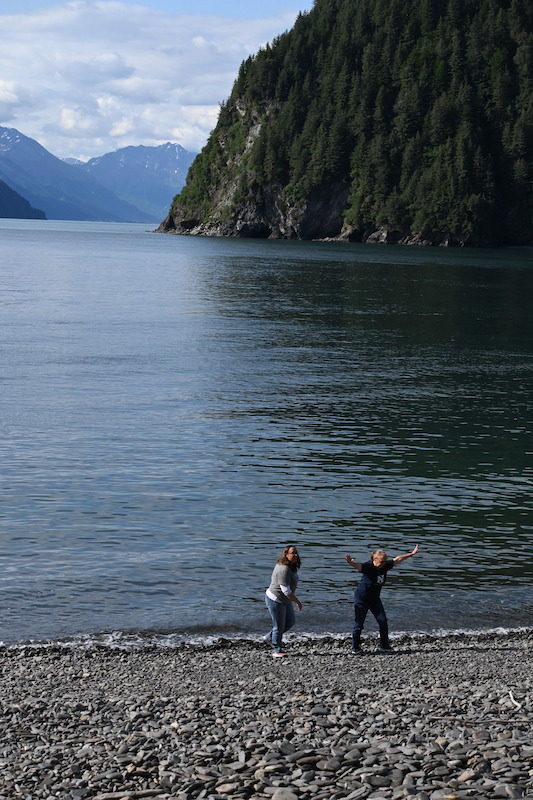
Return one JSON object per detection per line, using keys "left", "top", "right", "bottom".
{"left": 158, "top": 0, "right": 533, "bottom": 247}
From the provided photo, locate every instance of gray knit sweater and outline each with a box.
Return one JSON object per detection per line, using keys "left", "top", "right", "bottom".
{"left": 267, "top": 563, "right": 298, "bottom": 605}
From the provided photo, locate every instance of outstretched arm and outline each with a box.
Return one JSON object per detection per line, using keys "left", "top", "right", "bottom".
{"left": 344, "top": 554, "right": 362, "bottom": 571}
{"left": 392, "top": 544, "right": 419, "bottom": 565}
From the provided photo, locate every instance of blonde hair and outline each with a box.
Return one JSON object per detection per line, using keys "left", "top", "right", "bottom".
{"left": 371, "top": 549, "right": 387, "bottom": 561}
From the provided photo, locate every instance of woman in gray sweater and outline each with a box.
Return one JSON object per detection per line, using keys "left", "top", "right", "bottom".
{"left": 265, "top": 544, "right": 302, "bottom": 658}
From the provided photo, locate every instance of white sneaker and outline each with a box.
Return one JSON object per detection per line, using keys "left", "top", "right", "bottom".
{"left": 272, "top": 651, "right": 286, "bottom": 658}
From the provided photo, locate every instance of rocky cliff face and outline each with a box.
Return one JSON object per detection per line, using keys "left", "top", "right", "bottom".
{"left": 158, "top": 180, "right": 350, "bottom": 240}
{"left": 158, "top": 183, "right": 492, "bottom": 247}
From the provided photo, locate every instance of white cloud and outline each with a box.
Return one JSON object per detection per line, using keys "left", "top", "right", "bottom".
{"left": 0, "top": 81, "right": 22, "bottom": 120}
{"left": 62, "top": 54, "right": 135, "bottom": 86}
{"left": 0, "top": 1, "right": 307, "bottom": 160}
{"left": 59, "top": 107, "right": 97, "bottom": 133}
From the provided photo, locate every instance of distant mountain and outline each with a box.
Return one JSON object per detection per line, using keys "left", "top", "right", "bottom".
{"left": 68, "top": 143, "right": 197, "bottom": 221}
{"left": 0, "top": 127, "right": 152, "bottom": 222}
{"left": 0, "top": 179, "right": 46, "bottom": 219}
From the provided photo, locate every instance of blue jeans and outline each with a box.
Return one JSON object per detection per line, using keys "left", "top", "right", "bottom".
{"left": 352, "top": 595, "right": 389, "bottom": 650}
{"left": 265, "top": 594, "right": 295, "bottom": 652}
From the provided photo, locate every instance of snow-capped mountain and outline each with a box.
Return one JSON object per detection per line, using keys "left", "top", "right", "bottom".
{"left": 68, "top": 143, "right": 197, "bottom": 221}
{"left": 0, "top": 127, "right": 197, "bottom": 222}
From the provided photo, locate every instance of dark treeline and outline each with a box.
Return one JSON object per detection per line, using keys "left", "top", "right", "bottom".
{"left": 171, "top": 0, "right": 533, "bottom": 245}
{"left": 0, "top": 180, "right": 46, "bottom": 220}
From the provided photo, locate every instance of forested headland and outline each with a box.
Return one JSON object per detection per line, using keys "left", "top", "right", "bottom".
{"left": 160, "top": 0, "right": 533, "bottom": 246}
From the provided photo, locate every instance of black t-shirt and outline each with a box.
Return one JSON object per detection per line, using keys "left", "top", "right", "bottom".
{"left": 355, "top": 559, "right": 394, "bottom": 601}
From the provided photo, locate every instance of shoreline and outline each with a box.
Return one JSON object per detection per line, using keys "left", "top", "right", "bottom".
{"left": 0, "top": 629, "right": 531, "bottom": 799}
{"left": 2, "top": 624, "right": 532, "bottom": 652}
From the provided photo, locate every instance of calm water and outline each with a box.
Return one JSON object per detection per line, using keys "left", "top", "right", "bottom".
{"left": 0, "top": 219, "right": 532, "bottom": 647}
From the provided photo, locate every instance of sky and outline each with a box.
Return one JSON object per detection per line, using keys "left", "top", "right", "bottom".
{"left": 0, "top": 1, "right": 314, "bottom": 161}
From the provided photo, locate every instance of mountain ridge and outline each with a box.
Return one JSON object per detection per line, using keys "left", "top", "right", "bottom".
{"left": 0, "top": 127, "right": 151, "bottom": 222}
{"left": 0, "top": 127, "right": 196, "bottom": 223}
{"left": 70, "top": 143, "right": 196, "bottom": 221}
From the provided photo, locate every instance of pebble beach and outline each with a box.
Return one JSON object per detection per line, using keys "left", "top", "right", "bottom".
{"left": 0, "top": 630, "right": 531, "bottom": 800}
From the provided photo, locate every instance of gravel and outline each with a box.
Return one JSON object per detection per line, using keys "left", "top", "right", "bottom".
{"left": 0, "top": 629, "right": 531, "bottom": 800}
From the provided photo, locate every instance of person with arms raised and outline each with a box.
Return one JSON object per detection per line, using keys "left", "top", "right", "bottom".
{"left": 344, "top": 544, "right": 419, "bottom": 654}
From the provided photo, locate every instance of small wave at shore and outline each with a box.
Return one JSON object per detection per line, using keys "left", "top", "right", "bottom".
{"left": 1, "top": 625, "right": 531, "bottom": 652}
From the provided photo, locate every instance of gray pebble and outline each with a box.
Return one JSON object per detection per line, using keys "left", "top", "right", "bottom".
{"left": 0, "top": 630, "right": 531, "bottom": 800}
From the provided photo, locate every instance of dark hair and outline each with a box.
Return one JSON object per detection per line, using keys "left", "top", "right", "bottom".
{"left": 277, "top": 544, "right": 301, "bottom": 571}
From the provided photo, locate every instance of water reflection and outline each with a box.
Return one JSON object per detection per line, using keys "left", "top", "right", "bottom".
{"left": 198, "top": 241, "right": 533, "bottom": 600}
